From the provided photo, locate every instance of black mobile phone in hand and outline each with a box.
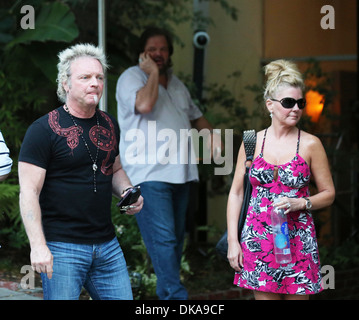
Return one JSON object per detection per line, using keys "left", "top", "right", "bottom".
{"left": 116, "top": 186, "right": 141, "bottom": 212}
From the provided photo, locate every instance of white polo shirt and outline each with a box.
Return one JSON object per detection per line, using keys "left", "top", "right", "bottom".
{"left": 116, "top": 66, "right": 203, "bottom": 186}
{"left": 0, "top": 130, "right": 12, "bottom": 176}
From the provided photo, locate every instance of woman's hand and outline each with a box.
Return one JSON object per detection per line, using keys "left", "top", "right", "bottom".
{"left": 227, "top": 241, "right": 244, "bottom": 272}
{"left": 273, "top": 196, "right": 305, "bottom": 214}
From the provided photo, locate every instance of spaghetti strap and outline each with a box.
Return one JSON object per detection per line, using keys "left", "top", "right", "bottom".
{"left": 260, "top": 128, "right": 268, "bottom": 155}
{"left": 296, "top": 129, "right": 301, "bottom": 154}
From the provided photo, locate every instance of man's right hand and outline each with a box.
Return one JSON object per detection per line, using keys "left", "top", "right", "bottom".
{"left": 138, "top": 52, "right": 158, "bottom": 75}
{"left": 135, "top": 52, "right": 160, "bottom": 114}
{"left": 30, "top": 244, "right": 53, "bottom": 279}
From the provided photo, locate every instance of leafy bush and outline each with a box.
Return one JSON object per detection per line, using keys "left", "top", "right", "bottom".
{"left": 319, "top": 236, "right": 359, "bottom": 271}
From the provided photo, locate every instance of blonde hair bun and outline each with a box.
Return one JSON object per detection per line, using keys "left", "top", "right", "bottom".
{"left": 263, "top": 59, "right": 304, "bottom": 100}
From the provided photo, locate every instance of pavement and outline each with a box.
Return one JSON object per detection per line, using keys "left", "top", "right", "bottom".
{"left": 0, "top": 280, "right": 43, "bottom": 300}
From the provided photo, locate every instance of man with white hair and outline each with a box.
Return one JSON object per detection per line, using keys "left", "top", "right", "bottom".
{"left": 18, "top": 43, "right": 143, "bottom": 300}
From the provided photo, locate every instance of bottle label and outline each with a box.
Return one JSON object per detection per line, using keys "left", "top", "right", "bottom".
{"left": 274, "top": 234, "right": 287, "bottom": 249}
{"left": 274, "top": 222, "right": 290, "bottom": 249}
{"left": 281, "top": 222, "right": 288, "bottom": 236}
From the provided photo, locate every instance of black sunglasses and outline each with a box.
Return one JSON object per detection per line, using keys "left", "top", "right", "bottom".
{"left": 270, "top": 97, "right": 306, "bottom": 109}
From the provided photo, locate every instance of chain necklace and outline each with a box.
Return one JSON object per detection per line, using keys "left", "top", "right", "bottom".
{"left": 64, "top": 104, "right": 100, "bottom": 193}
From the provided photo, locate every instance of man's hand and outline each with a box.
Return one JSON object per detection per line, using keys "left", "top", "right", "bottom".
{"left": 122, "top": 195, "right": 144, "bottom": 216}
{"left": 138, "top": 52, "right": 158, "bottom": 75}
{"left": 30, "top": 244, "right": 53, "bottom": 279}
{"left": 209, "top": 130, "right": 224, "bottom": 161}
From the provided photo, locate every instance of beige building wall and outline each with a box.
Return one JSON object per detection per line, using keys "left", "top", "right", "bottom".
{"left": 172, "top": 0, "right": 263, "bottom": 114}
{"left": 263, "top": 0, "right": 357, "bottom": 73}
{"left": 205, "top": 0, "right": 263, "bottom": 234}
{"left": 172, "top": 0, "right": 264, "bottom": 236}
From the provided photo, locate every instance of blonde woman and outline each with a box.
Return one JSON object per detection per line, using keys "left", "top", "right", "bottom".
{"left": 227, "top": 60, "right": 335, "bottom": 300}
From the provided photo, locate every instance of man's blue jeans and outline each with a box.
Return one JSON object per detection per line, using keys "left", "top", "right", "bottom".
{"left": 41, "top": 237, "right": 133, "bottom": 300}
{"left": 136, "top": 181, "right": 191, "bottom": 300}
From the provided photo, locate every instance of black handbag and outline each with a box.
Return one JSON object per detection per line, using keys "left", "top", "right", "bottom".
{"left": 215, "top": 130, "right": 256, "bottom": 260}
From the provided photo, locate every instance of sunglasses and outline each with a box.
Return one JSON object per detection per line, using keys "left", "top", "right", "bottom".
{"left": 270, "top": 97, "right": 306, "bottom": 109}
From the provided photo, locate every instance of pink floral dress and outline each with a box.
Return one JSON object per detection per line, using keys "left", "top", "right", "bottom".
{"left": 234, "top": 128, "right": 323, "bottom": 295}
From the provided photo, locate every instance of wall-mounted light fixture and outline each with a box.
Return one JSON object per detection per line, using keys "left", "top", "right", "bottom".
{"left": 305, "top": 90, "right": 325, "bottom": 122}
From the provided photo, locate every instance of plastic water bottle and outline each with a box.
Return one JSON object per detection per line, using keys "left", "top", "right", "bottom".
{"left": 271, "top": 198, "right": 292, "bottom": 264}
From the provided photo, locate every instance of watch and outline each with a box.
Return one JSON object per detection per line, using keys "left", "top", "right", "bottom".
{"left": 304, "top": 197, "right": 312, "bottom": 210}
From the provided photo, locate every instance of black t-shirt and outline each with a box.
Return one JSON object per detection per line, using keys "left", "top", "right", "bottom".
{"left": 19, "top": 106, "right": 120, "bottom": 244}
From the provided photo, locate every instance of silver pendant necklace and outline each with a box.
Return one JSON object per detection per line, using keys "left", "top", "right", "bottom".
{"left": 64, "top": 104, "right": 100, "bottom": 192}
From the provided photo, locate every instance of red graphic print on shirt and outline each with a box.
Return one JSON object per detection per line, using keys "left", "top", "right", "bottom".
{"left": 48, "top": 109, "right": 117, "bottom": 175}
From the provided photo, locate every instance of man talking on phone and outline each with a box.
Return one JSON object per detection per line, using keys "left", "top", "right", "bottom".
{"left": 116, "top": 27, "right": 220, "bottom": 300}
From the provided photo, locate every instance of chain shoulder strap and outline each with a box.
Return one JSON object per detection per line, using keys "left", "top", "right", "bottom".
{"left": 243, "top": 129, "right": 256, "bottom": 162}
